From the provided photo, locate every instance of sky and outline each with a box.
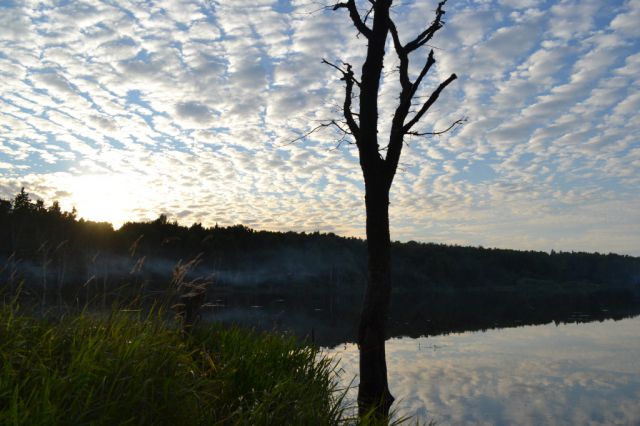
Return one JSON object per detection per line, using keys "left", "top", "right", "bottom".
{"left": 0, "top": 0, "right": 639, "bottom": 255}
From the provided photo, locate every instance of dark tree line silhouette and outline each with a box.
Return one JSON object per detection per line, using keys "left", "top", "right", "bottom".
{"left": 1, "top": 189, "right": 639, "bottom": 296}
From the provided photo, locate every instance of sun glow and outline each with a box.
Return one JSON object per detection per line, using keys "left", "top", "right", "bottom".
{"left": 68, "top": 174, "right": 145, "bottom": 229}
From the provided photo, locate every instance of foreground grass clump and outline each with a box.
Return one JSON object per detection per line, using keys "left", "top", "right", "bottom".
{"left": 0, "top": 304, "right": 344, "bottom": 425}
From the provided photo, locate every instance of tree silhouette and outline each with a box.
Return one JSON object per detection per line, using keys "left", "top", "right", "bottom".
{"left": 13, "top": 188, "right": 32, "bottom": 213}
{"left": 329, "top": 0, "right": 458, "bottom": 416}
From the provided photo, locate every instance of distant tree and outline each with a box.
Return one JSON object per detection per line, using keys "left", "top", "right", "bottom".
{"left": 328, "top": 0, "right": 459, "bottom": 416}
{"left": 13, "top": 187, "right": 32, "bottom": 213}
{"left": 154, "top": 214, "right": 169, "bottom": 225}
{"left": 48, "top": 201, "right": 62, "bottom": 216}
{"left": 0, "top": 199, "right": 11, "bottom": 217}
{"left": 62, "top": 206, "right": 77, "bottom": 221}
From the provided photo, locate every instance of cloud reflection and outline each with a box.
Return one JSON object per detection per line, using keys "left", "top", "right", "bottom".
{"left": 325, "top": 317, "right": 640, "bottom": 425}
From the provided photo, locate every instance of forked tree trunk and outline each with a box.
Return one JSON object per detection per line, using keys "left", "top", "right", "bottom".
{"left": 357, "top": 182, "right": 394, "bottom": 416}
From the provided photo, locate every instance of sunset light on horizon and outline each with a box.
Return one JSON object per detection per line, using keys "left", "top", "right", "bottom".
{"left": 1, "top": 0, "right": 639, "bottom": 255}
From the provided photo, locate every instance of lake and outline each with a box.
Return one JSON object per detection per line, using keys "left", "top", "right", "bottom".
{"left": 324, "top": 315, "right": 640, "bottom": 425}
{"left": 201, "top": 287, "right": 640, "bottom": 424}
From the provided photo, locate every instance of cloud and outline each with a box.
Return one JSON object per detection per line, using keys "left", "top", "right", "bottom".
{"left": 499, "top": 0, "right": 544, "bottom": 8}
{"left": 0, "top": 0, "right": 638, "bottom": 254}
{"left": 610, "top": 0, "right": 640, "bottom": 38}
{"left": 0, "top": 7, "right": 33, "bottom": 41}
{"left": 175, "top": 100, "right": 215, "bottom": 125}
{"left": 32, "top": 72, "right": 77, "bottom": 97}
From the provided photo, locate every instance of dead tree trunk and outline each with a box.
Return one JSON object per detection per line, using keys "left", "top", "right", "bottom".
{"left": 327, "top": 0, "right": 459, "bottom": 417}
{"left": 358, "top": 180, "right": 394, "bottom": 414}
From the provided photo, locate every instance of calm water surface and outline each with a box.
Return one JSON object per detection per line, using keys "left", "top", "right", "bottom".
{"left": 324, "top": 316, "right": 640, "bottom": 425}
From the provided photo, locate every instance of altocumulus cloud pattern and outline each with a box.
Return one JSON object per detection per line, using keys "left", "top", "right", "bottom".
{"left": 0, "top": 0, "right": 638, "bottom": 255}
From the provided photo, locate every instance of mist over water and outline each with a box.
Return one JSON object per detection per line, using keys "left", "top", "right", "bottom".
{"left": 1, "top": 248, "right": 359, "bottom": 290}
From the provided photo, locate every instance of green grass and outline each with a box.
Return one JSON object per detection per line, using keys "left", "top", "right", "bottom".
{"left": 0, "top": 302, "right": 351, "bottom": 425}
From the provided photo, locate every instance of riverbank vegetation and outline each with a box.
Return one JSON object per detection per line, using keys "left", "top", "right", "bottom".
{"left": 0, "top": 299, "right": 349, "bottom": 425}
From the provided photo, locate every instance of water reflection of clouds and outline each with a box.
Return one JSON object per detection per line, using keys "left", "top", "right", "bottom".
{"left": 325, "top": 317, "right": 640, "bottom": 425}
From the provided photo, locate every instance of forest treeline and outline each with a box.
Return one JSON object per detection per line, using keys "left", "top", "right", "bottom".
{"left": 1, "top": 189, "right": 639, "bottom": 294}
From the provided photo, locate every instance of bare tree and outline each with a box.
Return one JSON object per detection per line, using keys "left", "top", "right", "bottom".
{"left": 327, "top": 0, "right": 459, "bottom": 417}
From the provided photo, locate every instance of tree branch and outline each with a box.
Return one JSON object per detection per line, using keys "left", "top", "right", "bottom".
{"left": 404, "top": 0, "right": 447, "bottom": 53}
{"left": 403, "top": 73, "right": 457, "bottom": 133}
{"left": 388, "top": 20, "right": 410, "bottom": 91}
{"left": 322, "top": 59, "right": 361, "bottom": 141}
{"left": 409, "top": 50, "right": 436, "bottom": 100}
{"left": 321, "top": 58, "right": 361, "bottom": 87}
{"left": 333, "top": 0, "right": 373, "bottom": 38}
{"left": 386, "top": 16, "right": 444, "bottom": 182}
{"left": 363, "top": 4, "right": 374, "bottom": 25}
{"left": 282, "top": 120, "right": 352, "bottom": 146}
{"left": 406, "top": 117, "right": 466, "bottom": 137}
